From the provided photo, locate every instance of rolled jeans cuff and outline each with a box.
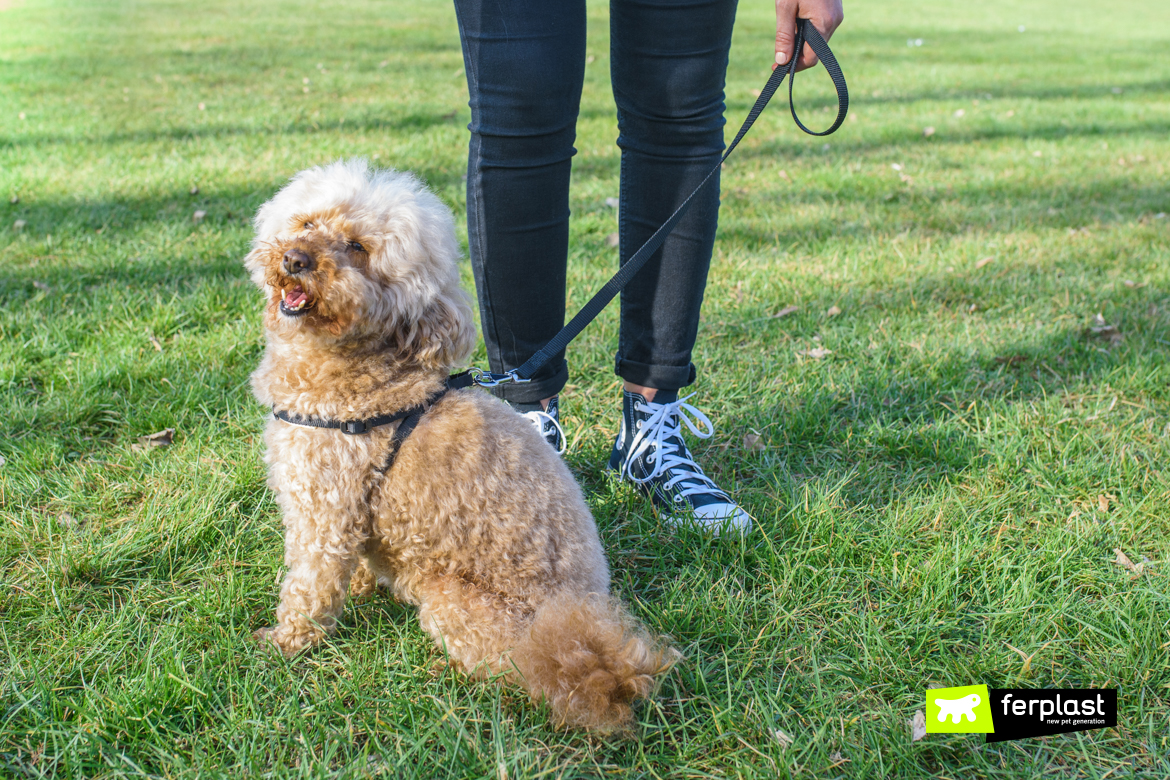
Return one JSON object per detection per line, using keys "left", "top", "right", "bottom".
{"left": 614, "top": 353, "right": 696, "bottom": 391}
{"left": 491, "top": 359, "right": 569, "bottom": 405}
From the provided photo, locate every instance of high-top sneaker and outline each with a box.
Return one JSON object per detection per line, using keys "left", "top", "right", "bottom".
{"left": 607, "top": 390, "right": 751, "bottom": 534}
{"left": 513, "top": 396, "right": 565, "bottom": 454}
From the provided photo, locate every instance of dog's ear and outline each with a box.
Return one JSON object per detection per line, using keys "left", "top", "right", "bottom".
{"left": 242, "top": 244, "right": 272, "bottom": 290}
{"left": 402, "top": 284, "right": 476, "bottom": 370}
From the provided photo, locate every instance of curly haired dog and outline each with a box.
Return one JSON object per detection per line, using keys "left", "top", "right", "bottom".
{"left": 244, "top": 159, "right": 675, "bottom": 732}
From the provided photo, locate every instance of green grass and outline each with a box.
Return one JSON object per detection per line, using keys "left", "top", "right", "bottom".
{"left": 2, "top": 0, "right": 1169, "bottom": 776}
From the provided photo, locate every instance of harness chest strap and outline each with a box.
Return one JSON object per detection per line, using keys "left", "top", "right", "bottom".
{"left": 271, "top": 371, "right": 478, "bottom": 461}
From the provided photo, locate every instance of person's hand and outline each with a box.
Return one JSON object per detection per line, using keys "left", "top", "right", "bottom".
{"left": 774, "top": 0, "right": 844, "bottom": 72}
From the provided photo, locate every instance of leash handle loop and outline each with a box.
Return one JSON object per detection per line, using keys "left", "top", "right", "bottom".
{"left": 505, "top": 18, "right": 847, "bottom": 383}
{"left": 786, "top": 21, "right": 849, "bottom": 137}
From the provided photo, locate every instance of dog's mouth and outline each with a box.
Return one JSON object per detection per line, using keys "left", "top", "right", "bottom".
{"left": 279, "top": 285, "right": 315, "bottom": 316}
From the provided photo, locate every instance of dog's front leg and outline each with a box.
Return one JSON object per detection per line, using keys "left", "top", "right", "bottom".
{"left": 256, "top": 523, "right": 362, "bottom": 658}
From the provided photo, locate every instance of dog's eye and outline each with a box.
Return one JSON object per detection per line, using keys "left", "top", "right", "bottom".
{"left": 348, "top": 241, "right": 365, "bottom": 253}
{"left": 303, "top": 221, "right": 314, "bottom": 230}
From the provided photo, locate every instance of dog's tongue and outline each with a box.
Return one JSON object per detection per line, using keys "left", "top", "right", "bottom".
{"left": 284, "top": 287, "right": 308, "bottom": 307}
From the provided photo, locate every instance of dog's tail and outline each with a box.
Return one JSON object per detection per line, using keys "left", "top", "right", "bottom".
{"left": 509, "top": 591, "right": 678, "bottom": 733}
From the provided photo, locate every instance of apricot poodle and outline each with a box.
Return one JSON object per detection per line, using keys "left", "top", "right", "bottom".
{"left": 244, "top": 159, "right": 675, "bottom": 732}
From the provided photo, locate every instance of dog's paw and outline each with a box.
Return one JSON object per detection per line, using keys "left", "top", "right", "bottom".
{"left": 253, "top": 626, "right": 309, "bottom": 658}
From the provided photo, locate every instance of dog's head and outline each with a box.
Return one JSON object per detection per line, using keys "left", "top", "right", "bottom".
{"left": 245, "top": 159, "right": 475, "bottom": 369}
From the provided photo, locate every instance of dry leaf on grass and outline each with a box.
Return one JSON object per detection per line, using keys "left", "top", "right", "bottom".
{"left": 1006, "top": 642, "right": 1043, "bottom": 676}
{"left": 1087, "top": 313, "right": 1123, "bottom": 345}
{"left": 743, "top": 432, "right": 765, "bottom": 452}
{"left": 923, "top": 126, "right": 935, "bottom": 137}
{"left": 33, "top": 280, "right": 52, "bottom": 293}
{"left": 0, "top": 454, "right": 5, "bottom": 467}
{"left": 772, "top": 729, "right": 794, "bottom": 749}
{"left": 778, "top": 169, "right": 791, "bottom": 182}
{"left": 605, "top": 232, "right": 619, "bottom": 248}
{"left": 14, "top": 219, "right": 27, "bottom": 231}
{"left": 975, "top": 256, "right": 994, "bottom": 269}
{"left": 911, "top": 710, "right": 927, "bottom": 742}
{"left": 132, "top": 428, "right": 175, "bottom": 452}
{"left": 604, "top": 197, "right": 619, "bottom": 209}
{"left": 798, "top": 347, "right": 832, "bottom": 360}
{"left": 189, "top": 186, "right": 200, "bottom": 195}
{"left": 59, "top": 512, "right": 82, "bottom": 531}
{"left": 1097, "top": 494, "right": 1111, "bottom": 513}
{"left": 1112, "top": 548, "right": 1144, "bottom": 576}
{"left": 193, "top": 210, "right": 207, "bottom": 223}
{"left": 772, "top": 304, "right": 799, "bottom": 319}
{"left": 827, "top": 305, "right": 842, "bottom": 317}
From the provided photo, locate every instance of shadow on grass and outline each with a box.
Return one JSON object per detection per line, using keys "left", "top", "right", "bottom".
{"left": 4, "top": 161, "right": 1166, "bottom": 291}
{"left": 0, "top": 104, "right": 621, "bottom": 152}
{"left": 2, "top": 177, "right": 1166, "bottom": 482}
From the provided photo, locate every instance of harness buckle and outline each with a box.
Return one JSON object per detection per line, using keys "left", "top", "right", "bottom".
{"left": 342, "top": 420, "right": 368, "bottom": 435}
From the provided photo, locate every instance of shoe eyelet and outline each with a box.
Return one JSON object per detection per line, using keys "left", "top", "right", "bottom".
{"left": 673, "top": 495, "right": 684, "bottom": 503}
{"left": 635, "top": 421, "right": 642, "bottom": 429}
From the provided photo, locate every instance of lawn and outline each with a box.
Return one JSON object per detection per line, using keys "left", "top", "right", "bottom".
{"left": 1, "top": 0, "right": 1168, "bottom": 776}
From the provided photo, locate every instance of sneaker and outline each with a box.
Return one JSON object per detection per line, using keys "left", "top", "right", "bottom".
{"left": 516, "top": 396, "right": 566, "bottom": 454}
{"left": 607, "top": 390, "right": 752, "bottom": 534}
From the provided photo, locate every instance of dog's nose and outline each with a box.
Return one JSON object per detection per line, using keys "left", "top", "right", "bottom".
{"left": 282, "top": 248, "right": 314, "bottom": 275}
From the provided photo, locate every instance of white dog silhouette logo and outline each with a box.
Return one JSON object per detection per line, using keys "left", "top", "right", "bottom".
{"left": 934, "top": 693, "right": 981, "bottom": 724}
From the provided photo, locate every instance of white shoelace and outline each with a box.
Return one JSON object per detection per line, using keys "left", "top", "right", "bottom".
{"left": 522, "top": 410, "right": 566, "bottom": 454}
{"left": 623, "top": 394, "right": 728, "bottom": 500}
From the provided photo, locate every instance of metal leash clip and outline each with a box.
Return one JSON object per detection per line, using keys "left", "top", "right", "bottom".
{"left": 467, "top": 367, "right": 532, "bottom": 388}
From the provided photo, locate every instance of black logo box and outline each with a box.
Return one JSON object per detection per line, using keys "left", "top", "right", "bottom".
{"left": 987, "top": 689, "right": 1117, "bottom": 743}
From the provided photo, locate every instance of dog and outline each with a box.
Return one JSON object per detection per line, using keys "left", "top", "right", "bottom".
{"left": 244, "top": 159, "right": 675, "bottom": 732}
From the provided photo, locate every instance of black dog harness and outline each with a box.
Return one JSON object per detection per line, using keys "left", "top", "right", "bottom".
{"left": 272, "top": 371, "right": 479, "bottom": 467}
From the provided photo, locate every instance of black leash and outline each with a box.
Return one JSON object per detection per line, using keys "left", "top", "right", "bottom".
{"left": 470, "top": 18, "right": 849, "bottom": 389}
{"left": 272, "top": 20, "right": 848, "bottom": 452}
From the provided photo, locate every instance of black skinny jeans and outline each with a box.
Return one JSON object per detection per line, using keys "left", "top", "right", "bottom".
{"left": 454, "top": 0, "right": 739, "bottom": 404}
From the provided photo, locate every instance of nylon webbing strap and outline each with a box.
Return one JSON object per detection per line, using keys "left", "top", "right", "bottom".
{"left": 509, "top": 19, "right": 847, "bottom": 383}
{"left": 273, "top": 372, "right": 477, "bottom": 435}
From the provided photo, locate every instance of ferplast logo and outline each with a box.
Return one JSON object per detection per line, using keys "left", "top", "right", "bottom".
{"left": 925, "top": 685, "right": 995, "bottom": 734}
{"left": 985, "top": 689, "right": 1117, "bottom": 743}
{"left": 922, "top": 686, "right": 1118, "bottom": 742}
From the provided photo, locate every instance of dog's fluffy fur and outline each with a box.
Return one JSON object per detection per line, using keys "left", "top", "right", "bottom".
{"left": 245, "top": 159, "right": 675, "bottom": 732}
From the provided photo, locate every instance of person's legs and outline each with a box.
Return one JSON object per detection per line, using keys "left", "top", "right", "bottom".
{"left": 610, "top": 0, "right": 739, "bottom": 391}
{"left": 607, "top": 0, "right": 750, "bottom": 533}
{"left": 454, "top": 0, "right": 587, "bottom": 406}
